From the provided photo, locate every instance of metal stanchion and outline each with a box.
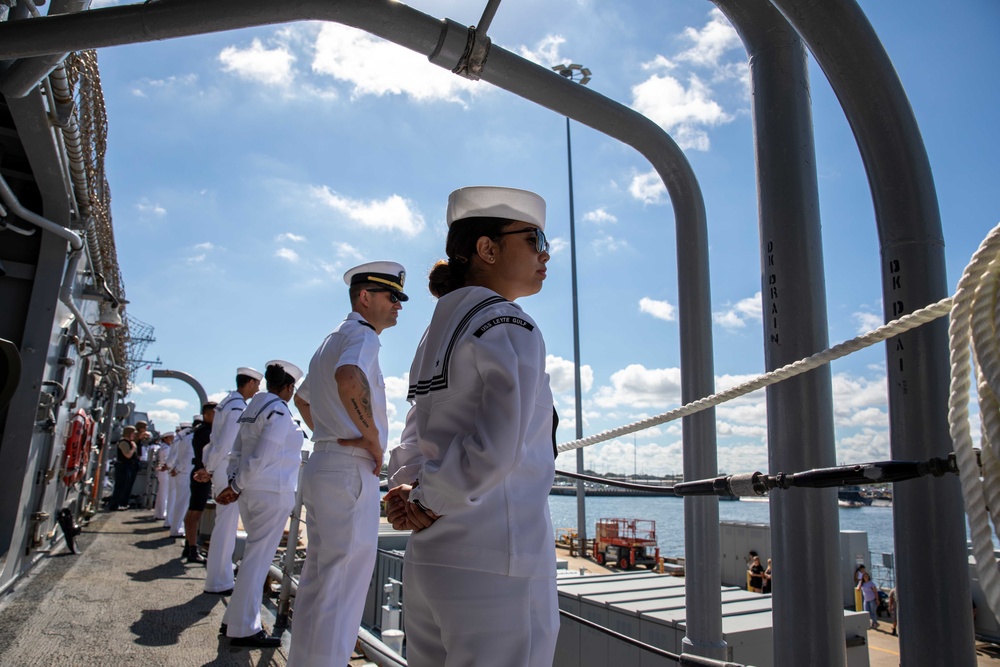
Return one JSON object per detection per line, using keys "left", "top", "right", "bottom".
{"left": 275, "top": 450, "right": 308, "bottom": 628}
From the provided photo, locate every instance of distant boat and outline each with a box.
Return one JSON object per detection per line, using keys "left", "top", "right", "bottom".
{"left": 838, "top": 486, "right": 873, "bottom": 507}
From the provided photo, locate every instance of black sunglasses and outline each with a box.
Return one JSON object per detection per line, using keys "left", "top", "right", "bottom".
{"left": 495, "top": 227, "right": 550, "bottom": 254}
{"left": 366, "top": 288, "right": 400, "bottom": 303}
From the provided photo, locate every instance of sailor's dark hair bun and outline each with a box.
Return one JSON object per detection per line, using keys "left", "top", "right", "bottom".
{"left": 265, "top": 363, "right": 294, "bottom": 390}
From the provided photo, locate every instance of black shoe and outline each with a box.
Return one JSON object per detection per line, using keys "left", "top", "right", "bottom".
{"left": 230, "top": 630, "right": 281, "bottom": 648}
{"left": 219, "top": 623, "right": 227, "bottom": 636}
{"left": 184, "top": 545, "right": 206, "bottom": 564}
{"left": 205, "top": 588, "right": 234, "bottom": 596}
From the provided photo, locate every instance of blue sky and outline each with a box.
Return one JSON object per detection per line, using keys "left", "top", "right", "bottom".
{"left": 102, "top": 0, "right": 1000, "bottom": 477}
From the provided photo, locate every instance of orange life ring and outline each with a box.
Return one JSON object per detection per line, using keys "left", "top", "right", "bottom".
{"left": 62, "top": 409, "right": 94, "bottom": 486}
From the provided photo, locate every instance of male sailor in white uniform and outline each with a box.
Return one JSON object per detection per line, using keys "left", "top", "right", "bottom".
{"left": 199, "top": 366, "right": 261, "bottom": 595}
{"left": 286, "top": 261, "right": 406, "bottom": 667}
{"left": 217, "top": 360, "right": 304, "bottom": 648}
{"left": 165, "top": 421, "right": 194, "bottom": 538}
{"left": 152, "top": 431, "right": 174, "bottom": 522}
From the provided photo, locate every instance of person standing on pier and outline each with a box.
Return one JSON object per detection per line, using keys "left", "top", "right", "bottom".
{"left": 217, "top": 360, "right": 304, "bottom": 648}
{"left": 181, "top": 402, "right": 216, "bottom": 563}
{"left": 385, "top": 186, "right": 558, "bottom": 667}
{"left": 857, "top": 571, "right": 880, "bottom": 629}
{"left": 287, "top": 261, "right": 407, "bottom": 667}
{"left": 152, "top": 431, "right": 174, "bottom": 521}
{"left": 198, "top": 367, "right": 261, "bottom": 594}
{"left": 108, "top": 425, "right": 137, "bottom": 510}
{"left": 165, "top": 422, "right": 194, "bottom": 538}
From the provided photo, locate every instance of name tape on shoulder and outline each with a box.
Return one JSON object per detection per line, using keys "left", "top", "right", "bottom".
{"left": 473, "top": 316, "right": 534, "bottom": 338}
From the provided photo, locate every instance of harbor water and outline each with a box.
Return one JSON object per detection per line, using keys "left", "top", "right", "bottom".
{"left": 549, "top": 495, "right": 899, "bottom": 561}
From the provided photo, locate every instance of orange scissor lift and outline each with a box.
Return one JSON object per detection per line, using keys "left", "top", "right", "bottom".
{"left": 592, "top": 518, "right": 660, "bottom": 570}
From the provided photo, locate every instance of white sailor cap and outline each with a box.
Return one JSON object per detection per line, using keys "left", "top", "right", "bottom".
{"left": 160, "top": 431, "right": 175, "bottom": 440}
{"left": 178, "top": 422, "right": 192, "bottom": 429}
{"left": 193, "top": 415, "right": 203, "bottom": 424}
{"left": 265, "top": 359, "right": 304, "bottom": 384}
{"left": 236, "top": 366, "right": 263, "bottom": 381}
{"left": 343, "top": 261, "right": 409, "bottom": 302}
{"left": 447, "top": 186, "right": 546, "bottom": 231}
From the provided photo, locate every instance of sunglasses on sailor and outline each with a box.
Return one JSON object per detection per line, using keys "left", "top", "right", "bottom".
{"left": 366, "top": 288, "right": 401, "bottom": 304}
{"left": 495, "top": 227, "right": 550, "bottom": 254}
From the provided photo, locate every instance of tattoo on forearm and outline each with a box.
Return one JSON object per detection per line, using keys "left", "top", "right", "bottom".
{"left": 351, "top": 398, "right": 371, "bottom": 429}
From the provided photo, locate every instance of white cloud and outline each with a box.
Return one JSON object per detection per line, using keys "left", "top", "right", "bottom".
{"left": 548, "top": 237, "right": 569, "bottom": 255}
{"left": 219, "top": 38, "right": 296, "bottom": 87}
{"left": 518, "top": 35, "right": 567, "bottom": 68}
{"left": 146, "top": 409, "right": 181, "bottom": 426}
{"left": 276, "top": 247, "right": 301, "bottom": 262}
{"left": 629, "top": 170, "right": 667, "bottom": 205}
{"left": 194, "top": 242, "right": 214, "bottom": 251}
{"left": 207, "top": 391, "right": 230, "bottom": 403}
{"left": 129, "top": 381, "right": 170, "bottom": 396}
{"left": 312, "top": 23, "right": 478, "bottom": 104}
{"left": 853, "top": 311, "right": 884, "bottom": 335}
{"left": 334, "top": 242, "right": 365, "bottom": 260}
{"left": 546, "top": 354, "right": 594, "bottom": 395}
{"left": 583, "top": 208, "right": 617, "bottom": 224}
{"left": 676, "top": 9, "right": 743, "bottom": 75}
{"left": 714, "top": 292, "right": 762, "bottom": 330}
{"left": 276, "top": 232, "right": 307, "bottom": 243}
{"left": 156, "top": 398, "right": 189, "bottom": 411}
{"left": 384, "top": 373, "right": 410, "bottom": 402}
{"left": 639, "top": 297, "right": 676, "bottom": 322}
{"left": 310, "top": 187, "right": 425, "bottom": 236}
{"left": 137, "top": 199, "right": 166, "bottom": 218}
{"left": 631, "top": 70, "right": 731, "bottom": 151}
{"left": 130, "top": 74, "right": 198, "bottom": 98}
{"left": 628, "top": 11, "right": 745, "bottom": 152}
{"left": 592, "top": 364, "right": 682, "bottom": 409}
{"left": 591, "top": 232, "right": 628, "bottom": 254}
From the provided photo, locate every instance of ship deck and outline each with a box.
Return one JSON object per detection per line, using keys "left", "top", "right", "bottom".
{"left": 1, "top": 508, "right": 998, "bottom": 667}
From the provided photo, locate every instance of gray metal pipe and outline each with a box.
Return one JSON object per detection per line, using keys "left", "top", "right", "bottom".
{"left": 151, "top": 369, "right": 208, "bottom": 408}
{"left": 710, "top": 1, "right": 843, "bottom": 664}
{"left": 0, "top": 173, "right": 83, "bottom": 251}
{"left": 766, "top": 1, "right": 974, "bottom": 665}
{"left": 0, "top": 0, "right": 91, "bottom": 97}
{"left": 0, "top": 0, "right": 722, "bottom": 656}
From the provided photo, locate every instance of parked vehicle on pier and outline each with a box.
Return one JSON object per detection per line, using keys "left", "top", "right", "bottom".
{"left": 592, "top": 518, "right": 660, "bottom": 570}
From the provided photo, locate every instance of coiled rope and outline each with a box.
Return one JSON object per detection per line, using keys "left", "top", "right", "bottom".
{"left": 556, "top": 296, "right": 953, "bottom": 454}
{"left": 949, "top": 221, "right": 1000, "bottom": 622}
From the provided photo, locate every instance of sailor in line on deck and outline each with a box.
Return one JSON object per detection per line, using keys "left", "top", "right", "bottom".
{"left": 196, "top": 366, "right": 262, "bottom": 595}
{"left": 217, "top": 360, "right": 305, "bottom": 648}
{"left": 385, "top": 186, "right": 559, "bottom": 667}
{"left": 288, "top": 260, "right": 407, "bottom": 667}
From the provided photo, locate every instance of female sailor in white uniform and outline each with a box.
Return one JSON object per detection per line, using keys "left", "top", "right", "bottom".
{"left": 385, "top": 186, "right": 558, "bottom": 667}
{"left": 216, "top": 360, "right": 304, "bottom": 648}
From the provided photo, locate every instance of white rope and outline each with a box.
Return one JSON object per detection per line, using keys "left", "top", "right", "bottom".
{"left": 557, "top": 296, "right": 952, "bottom": 453}
{"left": 948, "top": 222, "right": 1000, "bottom": 622}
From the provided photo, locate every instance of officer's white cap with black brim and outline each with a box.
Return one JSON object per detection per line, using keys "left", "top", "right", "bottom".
{"left": 344, "top": 261, "right": 409, "bottom": 302}
{"left": 447, "top": 186, "right": 546, "bottom": 231}
{"left": 264, "top": 359, "right": 304, "bottom": 385}
{"left": 236, "top": 366, "right": 263, "bottom": 381}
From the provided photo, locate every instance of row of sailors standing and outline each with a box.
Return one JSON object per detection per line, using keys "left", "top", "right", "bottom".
{"left": 150, "top": 186, "right": 559, "bottom": 666}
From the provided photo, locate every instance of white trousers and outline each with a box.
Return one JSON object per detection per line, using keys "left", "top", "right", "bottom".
{"left": 204, "top": 496, "right": 240, "bottom": 592}
{"left": 402, "top": 562, "right": 559, "bottom": 667}
{"left": 154, "top": 470, "right": 171, "bottom": 520}
{"left": 287, "top": 449, "right": 379, "bottom": 667}
{"left": 223, "top": 489, "right": 294, "bottom": 638}
{"left": 167, "top": 473, "right": 190, "bottom": 536}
